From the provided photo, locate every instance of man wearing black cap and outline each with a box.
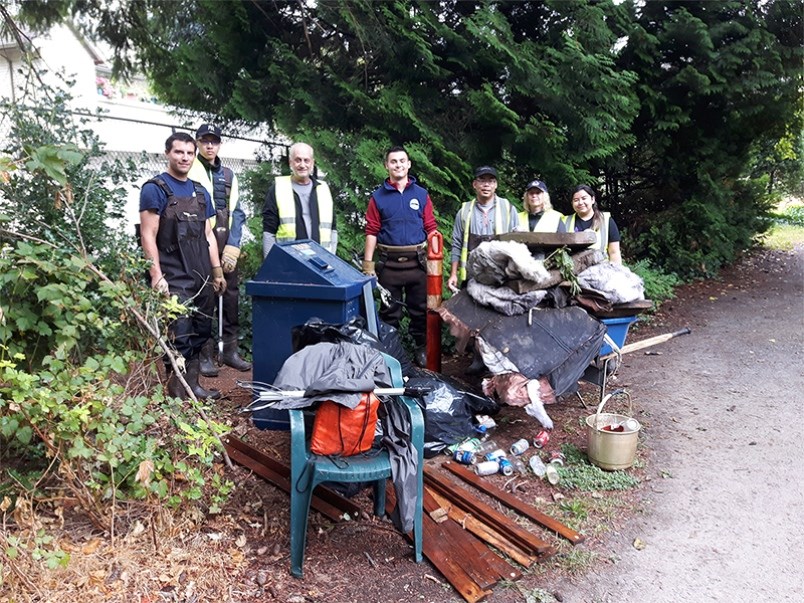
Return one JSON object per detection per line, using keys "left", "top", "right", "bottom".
{"left": 188, "top": 124, "right": 251, "bottom": 374}
{"left": 447, "top": 166, "right": 519, "bottom": 292}
{"left": 518, "top": 179, "right": 566, "bottom": 233}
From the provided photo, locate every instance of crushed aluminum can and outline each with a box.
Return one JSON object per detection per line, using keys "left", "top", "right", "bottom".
{"left": 548, "top": 451, "right": 565, "bottom": 466}
{"left": 532, "top": 429, "right": 551, "bottom": 449}
{"left": 498, "top": 457, "right": 514, "bottom": 476}
{"left": 484, "top": 448, "right": 506, "bottom": 462}
{"left": 453, "top": 449, "right": 476, "bottom": 465}
{"left": 510, "top": 438, "right": 530, "bottom": 456}
{"left": 475, "top": 460, "right": 500, "bottom": 476}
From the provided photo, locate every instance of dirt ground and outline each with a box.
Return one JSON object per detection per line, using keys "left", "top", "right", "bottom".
{"left": 3, "top": 245, "right": 802, "bottom": 603}
{"left": 540, "top": 244, "right": 804, "bottom": 603}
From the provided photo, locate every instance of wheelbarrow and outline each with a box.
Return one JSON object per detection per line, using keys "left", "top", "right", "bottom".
{"left": 579, "top": 317, "right": 691, "bottom": 406}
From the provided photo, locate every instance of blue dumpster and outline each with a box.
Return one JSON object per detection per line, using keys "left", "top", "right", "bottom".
{"left": 246, "top": 240, "right": 375, "bottom": 428}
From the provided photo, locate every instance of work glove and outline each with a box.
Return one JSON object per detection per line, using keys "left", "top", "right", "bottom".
{"left": 362, "top": 259, "right": 376, "bottom": 277}
{"left": 211, "top": 266, "right": 226, "bottom": 294}
{"left": 221, "top": 245, "right": 241, "bottom": 274}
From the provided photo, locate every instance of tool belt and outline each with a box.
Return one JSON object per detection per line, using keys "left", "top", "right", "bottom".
{"left": 376, "top": 242, "right": 426, "bottom": 270}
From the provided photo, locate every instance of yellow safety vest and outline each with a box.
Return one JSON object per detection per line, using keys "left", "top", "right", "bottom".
{"left": 275, "top": 176, "right": 333, "bottom": 246}
{"left": 517, "top": 208, "right": 564, "bottom": 233}
{"left": 187, "top": 158, "right": 238, "bottom": 229}
{"left": 564, "top": 212, "right": 611, "bottom": 258}
{"left": 459, "top": 198, "right": 513, "bottom": 282}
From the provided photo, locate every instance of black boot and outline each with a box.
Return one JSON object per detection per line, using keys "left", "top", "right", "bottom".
{"left": 186, "top": 356, "right": 221, "bottom": 400}
{"left": 167, "top": 369, "right": 186, "bottom": 398}
{"left": 199, "top": 339, "right": 219, "bottom": 377}
{"left": 222, "top": 335, "right": 251, "bottom": 372}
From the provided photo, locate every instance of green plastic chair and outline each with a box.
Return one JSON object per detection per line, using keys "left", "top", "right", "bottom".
{"left": 288, "top": 353, "right": 424, "bottom": 578}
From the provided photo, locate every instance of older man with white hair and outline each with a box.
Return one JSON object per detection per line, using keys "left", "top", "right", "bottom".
{"left": 262, "top": 142, "right": 337, "bottom": 257}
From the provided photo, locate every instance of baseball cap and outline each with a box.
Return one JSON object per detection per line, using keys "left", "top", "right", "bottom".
{"left": 525, "top": 179, "right": 548, "bottom": 193}
{"left": 195, "top": 124, "right": 222, "bottom": 140}
{"left": 474, "top": 166, "right": 497, "bottom": 179}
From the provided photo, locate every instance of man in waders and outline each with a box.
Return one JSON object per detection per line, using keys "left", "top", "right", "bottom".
{"left": 139, "top": 132, "right": 226, "bottom": 399}
{"left": 363, "top": 145, "right": 438, "bottom": 367}
{"left": 188, "top": 124, "right": 251, "bottom": 375}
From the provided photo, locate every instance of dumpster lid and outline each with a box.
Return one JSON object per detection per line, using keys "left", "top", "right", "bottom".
{"left": 247, "top": 240, "right": 373, "bottom": 294}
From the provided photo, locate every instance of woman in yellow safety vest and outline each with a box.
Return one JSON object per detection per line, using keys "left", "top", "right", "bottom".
{"left": 517, "top": 179, "right": 565, "bottom": 233}
{"left": 564, "top": 185, "right": 622, "bottom": 264}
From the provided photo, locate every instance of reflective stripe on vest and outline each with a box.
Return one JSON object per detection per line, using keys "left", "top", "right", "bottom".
{"left": 459, "top": 199, "right": 509, "bottom": 282}
{"left": 564, "top": 212, "right": 610, "bottom": 258}
{"left": 517, "top": 209, "right": 563, "bottom": 233}
{"left": 275, "top": 176, "right": 333, "bottom": 245}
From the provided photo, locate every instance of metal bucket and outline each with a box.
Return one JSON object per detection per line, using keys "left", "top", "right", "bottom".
{"left": 585, "top": 391, "right": 640, "bottom": 470}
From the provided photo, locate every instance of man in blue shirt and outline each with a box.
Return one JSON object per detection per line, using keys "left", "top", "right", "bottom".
{"left": 139, "top": 132, "right": 226, "bottom": 400}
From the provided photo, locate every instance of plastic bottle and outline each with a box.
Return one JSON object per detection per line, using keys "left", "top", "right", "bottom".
{"left": 545, "top": 463, "right": 560, "bottom": 485}
{"left": 510, "top": 457, "right": 527, "bottom": 475}
{"left": 528, "top": 454, "right": 547, "bottom": 478}
{"left": 477, "top": 439, "right": 500, "bottom": 455}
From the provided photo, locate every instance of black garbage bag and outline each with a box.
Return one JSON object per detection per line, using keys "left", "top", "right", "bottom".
{"left": 405, "top": 367, "right": 500, "bottom": 458}
{"left": 291, "top": 316, "right": 415, "bottom": 375}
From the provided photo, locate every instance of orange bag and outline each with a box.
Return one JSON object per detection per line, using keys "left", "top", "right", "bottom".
{"left": 310, "top": 393, "right": 379, "bottom": 456}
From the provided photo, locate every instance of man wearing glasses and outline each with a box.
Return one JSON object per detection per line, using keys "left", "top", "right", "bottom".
{"left": 188, "top": 124, "right": 251, "bottom": 375}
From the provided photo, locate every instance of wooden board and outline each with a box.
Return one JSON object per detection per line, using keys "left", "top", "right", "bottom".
{"left": 496, "top": 231, "right": 597, "bottom": 251}
{"left": 423, "top": 489, "right": 521, "bottom": 585}
{"left": 387, "top": 483, "right": 492, "bottom": 603}
{"left": 442, "top": 461, "right": 585, "bottom": 545}
{"left": 427, "top": 488, "right": 536, "bottom": 568}
{"left": 424, "top": 467, "right": 553, "bottom": 556}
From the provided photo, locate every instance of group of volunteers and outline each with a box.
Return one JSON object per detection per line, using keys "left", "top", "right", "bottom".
{"left": 139, "top": 127, "right": 620, "bottom": 398}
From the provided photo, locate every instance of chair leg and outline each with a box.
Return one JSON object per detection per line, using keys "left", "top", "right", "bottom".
{"left": 290, "top": 480, "right": 316, "bottom": 578}
{"left": 372, "top": 479, "right": 387, "bottom": 518}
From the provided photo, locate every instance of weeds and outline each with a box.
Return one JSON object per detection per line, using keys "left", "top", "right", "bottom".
{"left": 557, "top": 444, "right": 640, "bottom": 491}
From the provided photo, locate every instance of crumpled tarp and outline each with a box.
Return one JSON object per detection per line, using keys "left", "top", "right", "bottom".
{"left": 267, "top": 341, "right": 391, "bottom": 409}
{"left": 439, "top": 293, "right": 606, "bottom": 397}
{"left": 577, "top": 262, "right": 645, "bottom": 304}
{"left": 466, "top": 240, "right": 551, "bottom": 287}
{"left": 467, "top": 279, "right": 547, "bottom": 316}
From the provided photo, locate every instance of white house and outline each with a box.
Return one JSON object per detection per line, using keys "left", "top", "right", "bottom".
{"left": 0, "top": 21, "right": 283, "bottom": 230}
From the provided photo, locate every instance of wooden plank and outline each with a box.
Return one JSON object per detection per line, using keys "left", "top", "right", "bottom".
{"left": 428, "top": 489, "right": 537, "bottom": 568}
{"left": 496, "top": 231, "right": 597, "bottom": 250}
{"left": 386, "top": 484, "right": 491, "bottom": 603}
{"left": 424, "top": 489, "right": 518, "bottom": 587}
{"left": 442, "top": 461, "right": 585, "bottom": 545}
{"left": 224, "top": 435, "right": 363, "bottom": 517}
{"left": 224, "top": 446, "right": 348, "bottom": 523}
{"left": 424, "top": 467, "right": 552, "bottom": 556}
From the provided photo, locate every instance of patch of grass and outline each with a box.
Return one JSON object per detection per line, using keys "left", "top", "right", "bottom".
{"left": 559, "top": 548, "right": 598, "bottom": 576}
{"left": 559, "top": 499, "right": 589, "bottom": 521}
{"left": 761, "top": 222, "right": 804, "bottom": 251}
{"left": 557, "top": 444, "right": 641, "bottom": 491}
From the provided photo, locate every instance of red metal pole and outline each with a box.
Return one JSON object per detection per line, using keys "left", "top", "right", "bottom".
{"left": 426, "top": 230, "right": 443, "bottom": 372}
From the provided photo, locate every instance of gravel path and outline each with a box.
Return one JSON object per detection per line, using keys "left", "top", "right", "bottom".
{"left": 549, "top": 246, "right": 804, "bottom": 602}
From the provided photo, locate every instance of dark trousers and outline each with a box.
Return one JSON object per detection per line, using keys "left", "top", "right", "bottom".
{"left": 170, "top": 284, "right": 214, "bottom": 360}
{"left": 378, "top": 264, "right": 427, "bottom": 346}
{"left": 219, "top": 267, "right": 240, "bottom": 339}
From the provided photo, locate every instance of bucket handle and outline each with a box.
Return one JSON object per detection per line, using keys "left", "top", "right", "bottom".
{"left": 594, "top": 388, "right": 632, "bottom": 426}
